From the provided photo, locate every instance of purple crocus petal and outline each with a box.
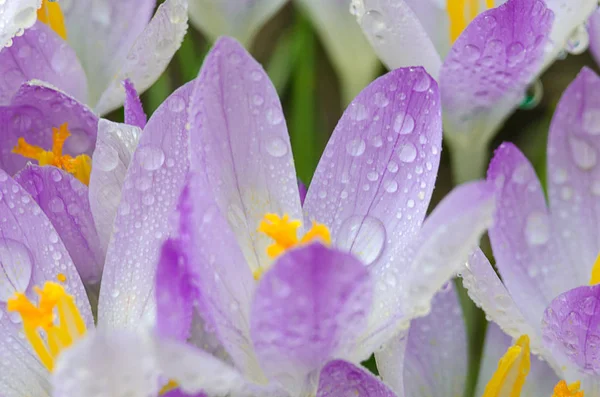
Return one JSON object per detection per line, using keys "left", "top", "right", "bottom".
{"left": 162, "top": 391, "right": 206, "bottom": 397}
{"left": 0, "top": 82, "right": 98, "bottom": 176}
{"left": 298, "top": 179, "right": 307, "bottom": 206}
{"left": 316, "top": 360, "right": 397, "bottom": 397}
{"left": 123, "top": 79, "right": 147, "bottom": 129}
{"left": 250, "top": 244, "right": 372, "bottom": 394}
{"left": 476, "top": 322, "right": 558, "bottom": 397}
{"left": 304, "top": 67, "right": 441, "bottom": 270}
{"left": 354, "top": 180, "right": 494, "bottom": 360}
{"left": 0, "top": 21, "right": 88, "bottom": 105}
{"left": 542, "top": 284, "right": 600, "bottom": 374}
{"left": 589, "top": 10, "right": 600, "bottom": 66}
{"left": 488, "top": 143, "right": 577, "bottom": 328}
{"left": 89, "top": 119, "right": 141, "bottom": 253}
{"left": 440, "top": 0, "right": 553, "bottom": 147}
{"left": 98, "top": 82, "right": 193, "bottom": 328}
{"left": 0, "top": 0, "right": 41, "bottom": 49}
{"left": 0, "top": 169, "right": 93, "bottom": 325}
{"left": 182, "top": 172, "right": 262, "bottom": 380}
{"left": 155, "top": 239, "right": 193, "bottom": 342}
{"left": 61, "top": 0, "right": 155, "bottom": 107}
{"left": 14, "top": 165, "right": 103, "bottom": 286}
{"left": 94, "top": 0, "right": 188, "bottom": 115}
{"left": 377, "top": 283, "right": 467, "bottom": 397}
{"left": 547, "top": 67, "right": 600, "bottom": 286}
{"left": 188, "top": 37, "right": 302, "bottom": 275}
{"left": 353, "top": 1, "right": 442, "bottom": 79}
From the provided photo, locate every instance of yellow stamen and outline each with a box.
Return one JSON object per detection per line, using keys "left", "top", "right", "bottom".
{"left": 255, "top": 213, "right": 331, "bottom": 280}
{"left": 552, "top": 380, "right": 584, "bottom": 397}
{"left": 7, "top": 281, "right": 87, "bottom": 372}
{"left": 37, "top": 0, "right": 67, "bottom": 40}
{"left": 589, "top": 253, "right": 600, "bottom": 285}
{"left": 159, "top": 380, "right": 179, "bottom": 395}
{"left": 13, "top": 123, "right": 92, "bottom": 185}
{"left": 482, "top": 335, "right": 530, "bottom": 397}
{"left": 447, "top": 0, "right": 494, "bottom": 43}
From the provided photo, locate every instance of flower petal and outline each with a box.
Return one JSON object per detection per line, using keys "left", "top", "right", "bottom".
{"left": 14, "top": 165, "right": 103, "bottom": 286}
{"left": 354, "top": 180, "right": 495, "bottom": 360}
{"left": 188, "top": 37, "right": 302, "bottom": 275}
{"left": 0, "top": 82, "right": 98, "bottom": 176}
{"left": 589, "top": 9, "right": 600, "bottom": 66}
{"left": 542, "top": 284, "right": 600, "bottom": 375}
{"left": 377, "top": 283, "right": 467, "bottom": 397}
{"left": 61, "top": 0, "right": 156, "bottom": 107}
{"left": 316, "top": 360, "right": 397, "bottom": 397}
{"left": 123, "top": 79, "right": 147, "bottom": 129}
{"left": 98, "top": 82, "right": 193, "bottom": 328}
{"left": 440, "top": 0, "right": 553, "bottom": 147}
{"left": 88, "top": 119, "right": 141, "bottom": 253}
{"left": 0, "top": 21, "right": 88, "bottom": 105}
{"left": 251, "top": 244, "right": 372, "bottom": 394}
{"left": 93, "top": 0, "right": 188, "bottom": 115}
{"left": 304, "top": 67, "right": 441, "bottom": 271}
{"left": 547, "top": 67, "right": 600, "bottom": 286}
{"left": 295, "top": 0, "right": 380, "bottom": 101}
{"left": 0, "top": 0, "right": 41, "bottom": 49}
{"left": 487, "top": 143, "right": 577, "bottom": 327}
{"left": 352, "top": 0, "right": 442, "bottom": 79}
{"left": 188, "top": 0, "right": 286, "bottom": 45}
{"left": 476, "top": 322, "right": 558, "bottom": 397}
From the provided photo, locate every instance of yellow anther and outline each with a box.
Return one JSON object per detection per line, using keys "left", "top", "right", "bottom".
{"left": 552, "top": 380, "right": 584, "bottom": 397}
{"left": 589, "top": 253, "right": 600, "bottom": 285}
{"left": 159, "top": 380, "right": 179, "bottom": 395}
{"left": 37, "top": 0, "right": 67, "bottom": 40}
{"left": 255, "top": 213, "right": 331, "bottom": 280}
{"left": 13, "top": 123, "right": 92, "bottom": 185}
{"left": 447, "top": 0, "right": 494, "bottom": 43}
{"left": 7, "top": 281, "right": 87, "bottom": 372}
{"left": 482, "top": 334, "right": 530, "bottom": 397}
{"left": 57, "top": 273, "right": 67, "bottom": 283}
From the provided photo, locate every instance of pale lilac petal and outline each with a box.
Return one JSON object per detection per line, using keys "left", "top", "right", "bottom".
{"left": 0, "top": 82, "right": 98, "bottom": 176}
{"left": 295, "top": 0, "right": 380, "bottom": 101}
{"left": 123, "top": 79, "right": 147, "bottom": 129}
{"left": 162, "top": 391, "right": 205, "bottom": 397}
{"left": 476, "top": 322, "right": 558, "bottom": 397}
{"left": 547, "top": 67, "right": 600, "bottom": 286}
{"left": 399, "top": 0, "right": 450, "bottom": 58}
{"left": 316, "top": 360, "right": 397, "bottom": 397}
{"left": 0, "top": 169, "right": 92, "bottom": 325}
{"left": 188, "top": 37, "right": 302, "bottom": 275}
{"left": 487, "top": 143, "right": 577, "bottom": 328}
{"left": 188, "top": 0, "right": 286, "bottom": 45}
{"left": 251, "top": 244, "right": 372, "bottom": 394}
{"left": 304, "top": 67, "right": 441, "bottom": 272}
{"left": 89, "top": 119, "right": 141, "bottom": 253}
{"left": 374, "top": 331, "right": 407, "bottom": 396}
{"left": 378, "top": 283, "right": 467, "bottom": 397}
{"left": 0, "top": 0, "right": 41, "bottom": 49}
{"left": 354, "top": 180, "right": 495, "bottom": 360}
{"left": 353, "top": 0, "right": 442, "bottom": 79}
{"left": 298, "top": 179, "right": 307, "bottom": 206}
{"left": 173, "top": 173, "right": 259, "bottom": 380}
{"left": 0, "top": 21, "right": 87, "bottom": 105}
{"left": 14, "top": 165, "right": 103, "bottom": 286}
{"left": 542, "top": 285, "right": 600, "bottom": 375}
{"left": 94, "top": 0, "right": 188, "bottom": 115}
{"left": 440, "top": 0, "right": 553, "bottom": 147}
{"left": 155, "top": 239, "right": 193, "bottom": 342}
{"left": 589, "top": 9, "right": 600, "bottom": 66}
{"left": 98, "top": 82, "right": 193, "bottom": 328}
{"left": 60, "top": 0, "right": 155, "bottom": 107}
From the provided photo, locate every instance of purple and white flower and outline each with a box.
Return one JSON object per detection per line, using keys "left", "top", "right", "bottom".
{"left": 0, "top": 0, "right": 41, "bottom": 49}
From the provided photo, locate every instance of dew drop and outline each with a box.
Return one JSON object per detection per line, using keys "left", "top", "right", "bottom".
{"left": 565, "top": 25, "right": 589, "bottom": 55}
{"left": 0, "top": 239, "right": 33, "bottom": 302}
{"left": 413, "top": 73, "right": 431, "bottom": 92}
{"left": 384, "top": 180, "right": 398, "bottom": 193}
{"left": 346, "top": 139, "right": 366, "bottom": 157}
{"left": 265, "top": 137, "right": 288, "bottom": 157}
{"left": 335, "top": 216, "right": 386, "bottom": 266}
{"left": 266, "top": 107, "right": 283, "bottom": 125}
{"left": 361, "top": 10, "right": 386, "bottom": 42}
{"left": 94, "top": 144, "right": 119, "bottom": 172}
{"left": 398, "top": 143, "right": 417, "bottom": 163}
{"left": 137, "top": 146, "right": 165, "bottom": 171}
{"left": 387, "top": 161, "right": 399, "bottom": 173}
{"left": 168, "top": 95, "right": 186, "bottom": 113}
{"left": 393, "top": 112, "right": 415, "bottom": 135}
{"left": 569, "top": 136, "right": 597, "bottom": 171}
{"left": 525, "top": 211, "right": 550, "bottom": 246}
{"left": 49, "top": 197, "right": 65, "bottom": 213}
{"left": 373, "top": 92, "right": 389, "bottom": 108}
{"left": 582, "top": 108, "right": 600, "bottom": 135}
{"left": 507, "top": 42, "right": 525, "bottom": 66}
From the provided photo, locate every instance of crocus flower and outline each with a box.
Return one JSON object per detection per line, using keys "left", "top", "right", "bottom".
{"left": 460, "top": 66, "right": 600, "bottom": 393}
{"left": 0, "top": 0, "right": 188, "bottom": 115}
{"left": 353, "top": 0, "right": 596, "bottom": 182}
{"left": 188, "top": 0, "right": 380, "bottom": 102}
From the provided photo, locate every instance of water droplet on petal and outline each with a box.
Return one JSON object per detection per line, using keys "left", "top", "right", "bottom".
{"left": 346, "top": 139, "right": 366, "bottom": 157}
{"left": 569, "top": 136, "right": 597, "bottom": 171}
{"left": 525, "top": 211, "right": 550, "bottom": 246}
{"left": 265, "top": 137, "right": 288, "bottom": 157}
{"left": 137, "top": 146, "right": 165, "bottom": 171}
{"left": 413, "top": 73, "right": 431, "bottom": 92}
{"left": 0, "top": 239, "right": 33, "bottom": 302}
{"left": 95, "top": 144, "right": 119, "bottom": 172}
{"left": 49, "top": 197, "right": 65, "bottom": 213}
{"left": 398, "top": 143, "right": 417, "bottom": 163}
{"left": 582, "top": 108, "right": 600, "bottom": 135}
{"left": 335, "top": 215, "right": 386, "bottom": 266}
{"left": 361, "top": 10, "right": 386, "bottom": 43}
{"left": 266, "top": 107, "right": 284, "bottom": 125}
{"left": 384, "top": 180, "right": 398, "bottom": 193}
{"left": 393, "top": 112, "right": 415, "bottom": 135}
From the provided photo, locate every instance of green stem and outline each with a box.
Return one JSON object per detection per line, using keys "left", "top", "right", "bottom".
{"left": 448, "top": 138, "right": 490, "bottom": 184}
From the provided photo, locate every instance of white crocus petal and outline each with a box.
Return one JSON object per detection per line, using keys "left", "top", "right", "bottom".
{"left": 296, "top": 0, "right": 380, "bottom": 103}
{"left": 351, "top": 0, "right": 442, "bottom": 79}
{"left": 0, "top": 0, "right": 41, "bottom": 49}
{"left": 188, "top": 0, "right": 287, "bottom": 46}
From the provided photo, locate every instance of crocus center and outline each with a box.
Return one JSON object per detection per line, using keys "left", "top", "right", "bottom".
{"left": 447, "top": 0, "right": 494, "bottom": 43}
{"left": 7, "top": 280, "right": 87, "bottom": 373}
{"left": 255, "top": 213, "right": 331, "bottom": 280}
{"left": 37, "top": 0, "right": 67, "bottom": 40}
{"left": 13, "top": 123, "right": 92, "bottom": 185}
{"left": 481, "top": 334, "right": 530, "bottom": 397}
{"left": 552, "top": 380, "right": 584, "bottom": 397}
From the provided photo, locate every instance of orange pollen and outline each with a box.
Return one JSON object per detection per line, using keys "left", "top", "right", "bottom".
{"left": 552, "top": 380, "right": 584, "bottom": 397}
{"left": 37, "top": 0, "right": 67, "bottom": 40}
